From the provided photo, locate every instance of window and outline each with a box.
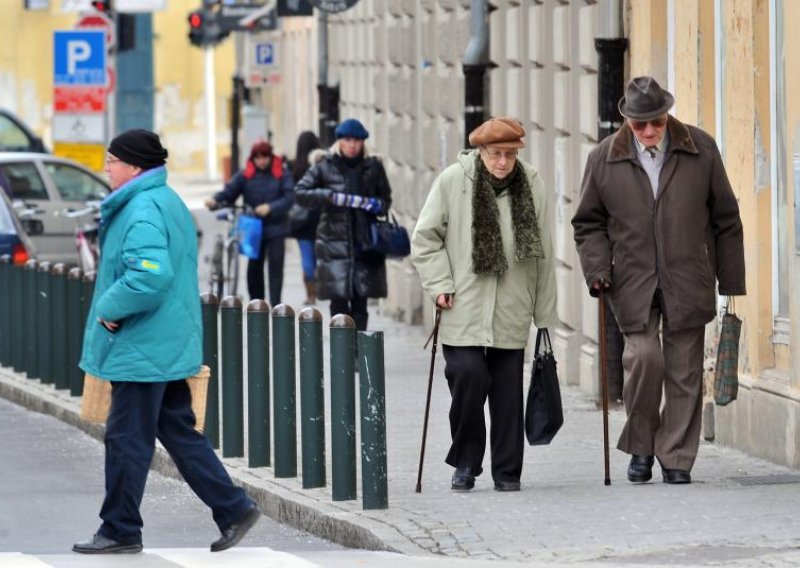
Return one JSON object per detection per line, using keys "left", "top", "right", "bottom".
{"left": 0, "top": 115, "right": 33, "bottom": 152}
{"left": 0, "top": 163, "right": 49, "bottom": 201}
{"left": 44, "top": 162, "right": 108, "bottom": 202}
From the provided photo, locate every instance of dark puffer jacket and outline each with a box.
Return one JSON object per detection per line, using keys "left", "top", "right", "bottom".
{"left": 295, "top": 146, "right": 392, "bottom": 300}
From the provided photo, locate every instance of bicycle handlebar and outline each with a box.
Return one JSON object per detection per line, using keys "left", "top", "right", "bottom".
{"left": 58, "top": 201, "right": 102, "bottom": 219}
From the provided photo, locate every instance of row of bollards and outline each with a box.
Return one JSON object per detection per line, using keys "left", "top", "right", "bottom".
{"left": 0, "top": 255, "right": 94, "bottom": 396}
{"left": 0, "top": 257, "right": 388, "bottom": 511}
{"left": 200, "top": 294, "right": 388, "bottom": 510}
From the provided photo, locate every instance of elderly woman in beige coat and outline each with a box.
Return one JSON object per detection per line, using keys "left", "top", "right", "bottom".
{"left": 411, "top": 117, "right": 558, "bottom": 493}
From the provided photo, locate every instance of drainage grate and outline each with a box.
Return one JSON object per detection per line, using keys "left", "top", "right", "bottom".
{"left": 724, "top": 473, "right": 800, "bottom": 486}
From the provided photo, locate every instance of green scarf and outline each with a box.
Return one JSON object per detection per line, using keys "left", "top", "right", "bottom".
{"left": 471, "top": 154, "right": 544, "bottom": 275}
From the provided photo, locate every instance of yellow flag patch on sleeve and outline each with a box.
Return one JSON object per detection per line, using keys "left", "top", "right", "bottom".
{"left": 141, "top": 259, "right": 160, "bottom": 271}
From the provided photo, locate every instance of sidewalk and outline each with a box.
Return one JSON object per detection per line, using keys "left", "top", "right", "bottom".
{"left": 4, "top": 186, "right": 800, "bottom": 565}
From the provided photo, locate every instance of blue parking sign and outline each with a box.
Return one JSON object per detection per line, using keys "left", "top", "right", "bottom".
{"left": 54, "top": 30, "right": 107, "bottom": 86}
{"left": 255, "top": 43, "right": 275, "bottom": 66}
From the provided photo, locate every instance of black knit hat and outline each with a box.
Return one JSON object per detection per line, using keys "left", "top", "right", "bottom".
{"left": 108, "top": 129, "right": 168, "bottom": 170}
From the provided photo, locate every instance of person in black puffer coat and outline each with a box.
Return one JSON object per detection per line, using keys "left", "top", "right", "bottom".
{"left": 294, "top": 119, "right": 392, "bottom": 331}
{"left": 205, "top": 140, "right": 294, "bottom": 306}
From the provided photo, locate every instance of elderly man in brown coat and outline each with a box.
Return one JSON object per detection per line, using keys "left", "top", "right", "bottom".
{"left": 572, "top": 76, "right": 745, "bottom": 485}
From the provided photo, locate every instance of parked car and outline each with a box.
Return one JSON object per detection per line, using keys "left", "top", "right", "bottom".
{"left": 0, "top": 152, "right": 107, "bottom": 264}
{"left": 0, "top": 109, "right": 47, "bottom": 153}
{"left": 0, "top": 188, "right": 41, "bottom": 265}
{"left": 0, "top": 152, "right": 202, "bottom": 266}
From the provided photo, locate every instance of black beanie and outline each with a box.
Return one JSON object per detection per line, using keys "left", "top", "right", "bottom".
{"left": 108, "top": 129, "right": 168, "bottom": 170}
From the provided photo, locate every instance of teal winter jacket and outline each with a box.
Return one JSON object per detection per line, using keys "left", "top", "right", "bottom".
{"left": 79, "top": 166, "right": 202, "bottom": 382}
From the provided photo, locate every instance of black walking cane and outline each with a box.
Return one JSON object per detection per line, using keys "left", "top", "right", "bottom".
{"left": 598, "top": 287, "right": 611, "bottom": 486}
{"left": 415, "top": 307, "right": 442, "bottom": 493}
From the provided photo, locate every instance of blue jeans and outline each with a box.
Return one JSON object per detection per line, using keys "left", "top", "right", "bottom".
{"left": 98, "top": 380, "right": 253, "bottom": 544}
{"left": 298, "top": 238, "right": 316, "bottom": 281}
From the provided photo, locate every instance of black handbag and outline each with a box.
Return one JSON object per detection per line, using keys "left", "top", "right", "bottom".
{"left": 360, "top": 212, "right": 410, "bottom": 259}
{"left": 525, "top": 328, "right": 564, "bottom": 445}
{"left": 714, "top": 297, "right": 742, "bottom": 406}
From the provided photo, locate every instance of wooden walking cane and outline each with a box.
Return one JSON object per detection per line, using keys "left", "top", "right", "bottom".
{"left": 416, "top": 307, "right": 442, "bottom": 493}
{"left": 598, "top": 287, "right": 611, "bottom": 486}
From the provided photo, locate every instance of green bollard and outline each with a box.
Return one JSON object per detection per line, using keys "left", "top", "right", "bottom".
{"left": 51, "top": 263, "right": 68, "bottom": 389}
{"left": 24, "top": 259, "right": 39, "bottom": 379}
{"left": 37, "top": 262, "right": 53, "bottom": 384}
{"left": 330, "top": 314, "right": 357, "bottom": 501}
{"left": 358, "top": 331, "right": 389, "bottom": 510}
{"left": 10, "top": 262, "right": 23, "bottom": 373}
{"left": 247, "top": 300, "right": 271, "bottom": 468}
{"left": 78, "top": 271, "right": 96, "bottom": 393}
{"left": 0, "top": 255, "right": 9, "bottom": 366}
{"left": 67, "top": 268, "right": 84, "bottom": 395}
{"left": 201, "top": 293, "right": 220, "bottom": 448}
{"left": 299, "top": 307, "right": 325, "bottom": 488}
{"left": 220, "top": 295, "right": 244, "bottom": 458}
{"left": 272, "top": 304, "right": 297, "bottom": 478}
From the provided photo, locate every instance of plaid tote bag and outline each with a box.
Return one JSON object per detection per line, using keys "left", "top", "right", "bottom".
{"left": 714, "top": 298, "right": 742, "bottom": 406}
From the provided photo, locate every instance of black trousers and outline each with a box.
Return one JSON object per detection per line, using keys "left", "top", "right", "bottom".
{"left": 330, "top": 295, "right": 368, "bottom": 331}
{"left": 98, "top": 380, "right": 253, "bottom": 545}
{"left": 247, "top": 236, "right": 285, "bottom": 307}
{"left": 442, "top": 345, "right": 525, "bottom": 482}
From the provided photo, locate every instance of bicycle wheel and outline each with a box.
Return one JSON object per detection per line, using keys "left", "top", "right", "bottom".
{"left": 210, "top": 236, "right": 225, "bottom": 299}
{"left": 226, "top": 238, "right": 240, "bottom": 298}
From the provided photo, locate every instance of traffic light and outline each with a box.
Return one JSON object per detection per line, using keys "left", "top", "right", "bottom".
{"left": 91, "top": 0, "right": 111, "bottom": 13}
{"left": 187, "top": 8, "right": 229, "bottom": 48}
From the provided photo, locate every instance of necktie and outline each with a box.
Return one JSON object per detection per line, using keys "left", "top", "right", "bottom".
{"left": 646, "top": 146, "right": 658, "bottom": 159}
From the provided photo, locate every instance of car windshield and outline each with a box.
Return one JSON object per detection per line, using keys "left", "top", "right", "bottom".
{"left": 0, "top": 199, "right": 16, "bottom": 235}
{"left": 0, "top": 115, "right": 33, "bottom": 152}
{"left": 44, "top": 162, "right": 108, "bottom": 201}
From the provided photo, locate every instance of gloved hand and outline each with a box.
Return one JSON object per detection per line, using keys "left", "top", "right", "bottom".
{"left": 204, "top": 197, "right": 218, "bottom": 210}
{"left": 255, "top": 203, "right": 271, "bottom": 217}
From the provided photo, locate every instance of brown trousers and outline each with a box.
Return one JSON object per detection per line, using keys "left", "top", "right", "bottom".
{"left": 616, "top": 305, "right": 705, "bottom": 471}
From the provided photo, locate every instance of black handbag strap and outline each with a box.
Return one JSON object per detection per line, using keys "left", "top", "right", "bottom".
{"left": 534, "top": 328, "right": 552, "bottom": 355}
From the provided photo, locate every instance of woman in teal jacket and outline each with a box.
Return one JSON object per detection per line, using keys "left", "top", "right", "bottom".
{"left": 74, "top": 130, "right": 260, "bottom": 556}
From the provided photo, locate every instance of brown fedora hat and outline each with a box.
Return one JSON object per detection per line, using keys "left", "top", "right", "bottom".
{"left": 618, "top": 76, "right": 674, "bottom": 120}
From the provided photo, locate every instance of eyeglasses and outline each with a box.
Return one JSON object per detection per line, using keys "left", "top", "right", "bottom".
{"left": 483, "top": 149, "right": 518, "bottom": 161}
{"left": 105, "top": 156, "right": 123, "bottom": 165}
{"left": 629, "top": 116, "right": 668, "bottom": 131}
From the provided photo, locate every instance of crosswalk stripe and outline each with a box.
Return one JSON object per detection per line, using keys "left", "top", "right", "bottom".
{"left": 0, "top": 552, "right": 51, "bottom": 567}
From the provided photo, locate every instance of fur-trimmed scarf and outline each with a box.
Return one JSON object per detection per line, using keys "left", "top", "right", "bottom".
{"left": 471, "top": 154, "right": 544, "bottom": 275}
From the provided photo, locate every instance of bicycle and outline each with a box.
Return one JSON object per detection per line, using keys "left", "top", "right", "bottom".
{"left": 59, "top": 200, "right": 101, "bottom": 273}
{"left": 207, "top": 203, "right": 250, "bottom": 300}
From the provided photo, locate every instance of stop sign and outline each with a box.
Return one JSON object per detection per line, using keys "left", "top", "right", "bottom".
{"left": 75, "top": 13, "right": 115, "bottom": 50}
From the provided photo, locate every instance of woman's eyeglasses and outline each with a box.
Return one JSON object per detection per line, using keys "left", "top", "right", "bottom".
{"left": 630, "top": 116, "right": 668, "bottom": 131}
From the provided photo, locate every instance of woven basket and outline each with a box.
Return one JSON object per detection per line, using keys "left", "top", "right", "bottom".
{"left": 80, "top": 366, "right": 211, "bottom": 433}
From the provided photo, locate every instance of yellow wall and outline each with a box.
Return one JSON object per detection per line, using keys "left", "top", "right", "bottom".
{"left": 785, "top": 0, "right": 800, "bottom": 390}
{"left": 627, "top": 0, "right": 668, "bottom": 81}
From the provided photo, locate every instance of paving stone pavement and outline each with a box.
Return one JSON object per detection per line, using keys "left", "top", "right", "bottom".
{"left": 2, "top": 176, "right": 800, "bottom": 566}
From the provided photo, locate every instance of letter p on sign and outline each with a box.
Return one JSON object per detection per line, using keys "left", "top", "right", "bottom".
{"left": 67, "top": 41, "right": 91, "bottom": 75}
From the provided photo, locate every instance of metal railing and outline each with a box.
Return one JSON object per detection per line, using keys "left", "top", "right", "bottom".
{"left": 0, "top": 254, "right": 388, "bottom": 510}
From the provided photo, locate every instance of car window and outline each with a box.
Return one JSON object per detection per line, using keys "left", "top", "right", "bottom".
{"left": 44, "top": 162, "right": 109, "bottom": 202}
{"left": 0, "top": 115, "right": 33, "bottom": 151}
{"left": 0, "top": 163, "right": 49, "bottom": 201}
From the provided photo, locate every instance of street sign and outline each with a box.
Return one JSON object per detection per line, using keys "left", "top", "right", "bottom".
{"left": 115, "top": 0, "right": 167, "bottom": 12}
{"left": 53, "top": 142, "right": 106, "bottom": 171}
{"left": 75, "top": 12, "right": 115, "bottom": 49}
{"left": 53, "top": 113, "right": 106, "bottom": 143}
{"left": 53, "top": 30, "right": 107, "bottom": 86}
{"left": 54, "top": 87, "right": 106, "bottom": 113}
{"left": 218, "top": 4, "right": 278, "bottom": 32}
{"left": 308, "top": 0, "right": 358, "bottom": 13}
{"left": 255, "top": 43, "right": 277, "bottom": 66}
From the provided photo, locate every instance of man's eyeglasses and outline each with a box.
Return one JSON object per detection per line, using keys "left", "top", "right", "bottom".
{"left": 483, "top": 149, "right": 518, "bottom": 161}
{"left": 105, "top": 156, "right": 123, "bottom": 165}
{"left": 629, "top": 116, "right": 668, "bottom": 131}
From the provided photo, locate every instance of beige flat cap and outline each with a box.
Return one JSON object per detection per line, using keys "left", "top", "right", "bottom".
{"left": 468, "top": 117, "right": 526, "bottom": 148}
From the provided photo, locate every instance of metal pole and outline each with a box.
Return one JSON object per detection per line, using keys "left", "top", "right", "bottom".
{"left": 358, "top": 331, "right": 388, "bottom": 510}
{"left": 79, "top": 271, "right": 96, "bottom": 395}
{"left": 462, "top": 0, "right": 489, "bottom": 148}
{"left": 299, "top": 307, "right": 325, "bottom": 489}
{"left": 0, "top": 255, "right": 9, "bottom": 366}
{"left": 221, "top": 295, "right": 244, "bottom": 458}
{"left": 330, "top": 314, "right": 357, "bottom": 501}
{"left": 205, "top": 45, "right": 218, "bottom": 181}
{"left": 10, "top": 262, "right": 23, "bottom": 373}
{"left": 272, "top": 304, "right": 297, "bottom": 478}
{"left": 201, "top": 293, "right": 220, "bottom": 448}
{"left": 38, "top": 262, "right": 53, "bottom": 384}
{"left": 67, "top": 267, "right": 83, "bottom": 395}
{"left": 51, "top": 264, "right": 69, "bottom": 390}
{"left": 247, "top": 299, "right": 271, "bottom": 468}
{"left": 24, "top": 260, "right": 39, "bottom": 379}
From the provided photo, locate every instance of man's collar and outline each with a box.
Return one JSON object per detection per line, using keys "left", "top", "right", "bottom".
{"left": 633, "top": 132, "right": 669, "bottom": 155}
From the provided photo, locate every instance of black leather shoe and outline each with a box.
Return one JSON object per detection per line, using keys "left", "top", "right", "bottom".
{"left": 627, "top": 454, "right": 654, "bottom": 483}
{"left": 72, "top": 533, "right": 142, "bottom": 554}
{"left": 451, "top": 466, "right": 476, "bottom": 491}
{"left": 662, "top": 468, "right": 692, "bottom": 484}
{"left": 493, "top": 480, "right": 521, "bottom": 492}
{"left": 210, "top": 504, "right": 262, "bottom": 552}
